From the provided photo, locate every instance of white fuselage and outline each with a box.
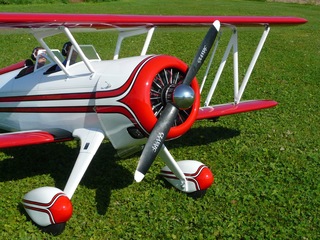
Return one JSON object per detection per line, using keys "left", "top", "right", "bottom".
{"left": 0, "top": 55, "right": 150, "bottom": 150}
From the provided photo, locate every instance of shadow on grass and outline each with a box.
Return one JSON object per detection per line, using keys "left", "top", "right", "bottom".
{"left": 0, "top": 124, "right": 239, "bottom": 215}
{"left": 167, "top": 124, "right": 240, "bottom": 149}
{"left": 0, "top": 141, "right": 133, "bottom": 215}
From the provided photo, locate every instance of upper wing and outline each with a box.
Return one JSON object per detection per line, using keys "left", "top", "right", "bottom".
{"left": 0, "top": 129, "right": 73, "bottom": 148}
{"left": 0, "top": 13, "right": 307, "bottom": 30}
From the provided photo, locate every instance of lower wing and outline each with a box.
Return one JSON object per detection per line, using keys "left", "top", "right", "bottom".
{"left": 196, "top": 99, "right": 277, "bottom": 120}
{"left": 0, "top": 128, "right": 73, "bottom": 148}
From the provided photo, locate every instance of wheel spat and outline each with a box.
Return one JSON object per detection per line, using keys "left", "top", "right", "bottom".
{"left": 135, "top": 21, "right": 220, "bottom": 182}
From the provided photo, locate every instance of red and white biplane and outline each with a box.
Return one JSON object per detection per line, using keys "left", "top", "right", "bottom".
{"left": 0, "top": 12, "right": 307, "bottom": 235}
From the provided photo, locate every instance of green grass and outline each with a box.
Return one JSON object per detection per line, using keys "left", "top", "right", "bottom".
{"left": 0, "top": 0, "right": 319, "bottom": 239}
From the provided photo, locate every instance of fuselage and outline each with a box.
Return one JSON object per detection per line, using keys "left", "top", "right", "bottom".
{"left": 0, "top": 55, "right": 150, "bottom": 149}
{"left": 0, "top": 54, "right": 200, "bottom": 151}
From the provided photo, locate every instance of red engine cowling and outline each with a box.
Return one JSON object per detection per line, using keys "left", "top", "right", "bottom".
{"left": 121, "top": 55, "right": 200, "bottom": 140}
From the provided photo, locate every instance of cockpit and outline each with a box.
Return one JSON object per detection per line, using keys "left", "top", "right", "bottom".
{"left": 44, "top": 45, "right": 101, "bottom": 75}
{"left": 14, "top": 45, "right": 100, "bottom": 78}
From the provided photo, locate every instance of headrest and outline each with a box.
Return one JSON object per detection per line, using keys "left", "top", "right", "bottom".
{"left": 62, "top": 42, "right": 72, "bottom": 56}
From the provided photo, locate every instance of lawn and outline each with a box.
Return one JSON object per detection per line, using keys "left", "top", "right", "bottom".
{"left": 0, "top": 0, "right": 319, "bottom": 239}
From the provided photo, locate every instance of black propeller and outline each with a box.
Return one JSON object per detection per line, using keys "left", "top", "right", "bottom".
{"left": 134, "top": 20, "right": 220, "bottom": 182}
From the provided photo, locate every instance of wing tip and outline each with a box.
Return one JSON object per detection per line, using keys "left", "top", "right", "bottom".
{"left": 213, "top": 20, "right": 221, "bottom": 31}
{"left": 134, "top": 170, "right": 145, "bottom": 182}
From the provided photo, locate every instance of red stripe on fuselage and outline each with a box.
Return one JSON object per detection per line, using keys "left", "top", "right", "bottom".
{"left": 0, "top": 56, "right": 156, "bottom": 114}
{"left": 0, "top": 92, "right": 95, "bottom": 102}
{"left": 96, "top": 55, "right": 155, "bottom": 99}
{"left": 0, "top": 106, "right": 95, "bottom": 113}
{"left": 94, "top": 105, "right": 143, "bottom": 131}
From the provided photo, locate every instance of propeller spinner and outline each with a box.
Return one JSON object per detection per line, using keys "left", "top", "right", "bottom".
{"left": 135, "top": 20, "right": 220, "bottom": 182}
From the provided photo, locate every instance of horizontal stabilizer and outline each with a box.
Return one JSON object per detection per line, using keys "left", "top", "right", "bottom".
{"left": 196, "top": 100, "right": 278, "bottom": 120}
{"left": 0, "top": 128, "right": 73, "bottom": 148}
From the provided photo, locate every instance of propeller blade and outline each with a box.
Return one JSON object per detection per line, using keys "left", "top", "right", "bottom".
{"left": 183, "top": 20, "right": 220, "bottom": 86}
{"left": 134, "top": 20, "right": 220, "bottom": 182}
{"left": 135, "top": 103, "right": 178, "bottom": 182}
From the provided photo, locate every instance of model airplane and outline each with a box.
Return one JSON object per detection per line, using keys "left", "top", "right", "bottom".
{"left": 0, "top": 12, "right": 307, "bottom": 235}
